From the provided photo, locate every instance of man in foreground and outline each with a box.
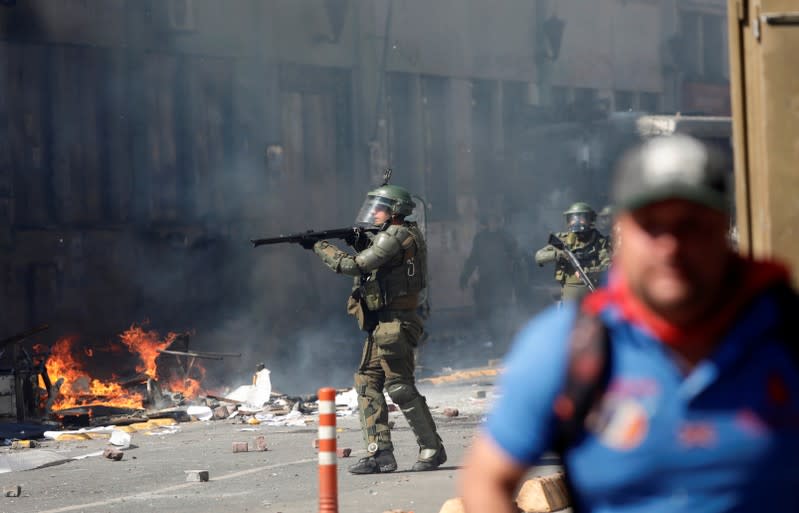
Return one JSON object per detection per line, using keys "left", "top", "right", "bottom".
{"left": 460, "top": 135, "right": 799, "bottom": 512}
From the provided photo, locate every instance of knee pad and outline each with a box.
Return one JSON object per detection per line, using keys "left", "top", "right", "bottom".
{"left": 385, "top": 380, "right": 419, "bottom": 406}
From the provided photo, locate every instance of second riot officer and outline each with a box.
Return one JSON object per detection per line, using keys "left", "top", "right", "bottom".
{"left": 304, "top": 183, "right": 446, "bottom": 474}
{"left": 535, "top": 202, "right": 611, "bottom": 302}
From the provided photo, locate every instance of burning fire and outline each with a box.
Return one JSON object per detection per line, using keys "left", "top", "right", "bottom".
{"left": 40, "top": 325, "right": 205, "bottom": 411}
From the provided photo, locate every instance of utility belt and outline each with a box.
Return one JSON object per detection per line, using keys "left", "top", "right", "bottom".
{"left": 348, "top": 285, "right": 419, "bottom": 332}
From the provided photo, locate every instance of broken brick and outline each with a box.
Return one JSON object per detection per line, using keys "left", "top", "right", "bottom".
{"left": 337, "top": 447, "right": 352, "bottom": 458}
{"left": 11, "top": 440, "right": 36, "bottom": 450}
{"left": 232, "top": 441, "right": 248, "bottom": 453}
{"left": 254, "top": 435, "right": 268, "bottom": 451}
{"left": 103, "top": 447, "right": 124, "bottom": 461}
{"left": 213, "top": 405, "right": 230, "bottom": 420}
{"left": 3, "top": 486, "right": 20, "bottom": 497}
{"left": 443, "top": 408, "right": 459, "bottom": 417}
{"left": 438, "top": 497, "right": 465, "bottom": 513}
{"left": 185, "top": 470, "right": 209, "bottom": 482}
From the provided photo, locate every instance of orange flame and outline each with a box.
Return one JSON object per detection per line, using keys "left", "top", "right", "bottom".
{"left": 44, "top": 336, "right": 143, "bottom": 410}
{"left": 118, "top": 325, "right": 177, "bottom": 379}
{"left": 43, "top": 325, "right": 205, "bottom": 411}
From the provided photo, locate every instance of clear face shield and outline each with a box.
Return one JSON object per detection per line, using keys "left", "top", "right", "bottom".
{"left": 355, "top": 195, "right": 394, "bottom": 227}
{"left": 565, "top": 212, "right": 591, "bottom": 233}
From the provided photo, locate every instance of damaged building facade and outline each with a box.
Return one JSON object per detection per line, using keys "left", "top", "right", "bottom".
{"left": 0, "top": 0, "right": 729, "bottom": 374}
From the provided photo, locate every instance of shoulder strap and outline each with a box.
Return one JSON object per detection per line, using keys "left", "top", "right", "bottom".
{"left": 772, "top": 283, "right": 799, "bottom": 363}
{"left": 552, "top": 304, "right": 612, "bottom": 454}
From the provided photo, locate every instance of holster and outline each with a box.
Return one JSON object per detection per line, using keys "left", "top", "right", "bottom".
{"left": 347, "top": 292, "right": 378, "bottom": 332}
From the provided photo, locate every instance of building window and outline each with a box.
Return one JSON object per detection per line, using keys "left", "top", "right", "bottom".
{"left": 614, "top": 90, "right": 635, "bottom": 111}
{"left": 639, "top": 92, "right": 660, "bottom": 113}
{"left": 551, "top": 86, "right": 570, "bottom": 108}
{"left": 678, "top": 11, "right": 727, "bottom": 82}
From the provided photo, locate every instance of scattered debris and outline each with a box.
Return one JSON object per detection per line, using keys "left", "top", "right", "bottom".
{"left": 337, "top": 448, "right": 351, "bottom": 458}
{"left": 187, "top": 405, "right": 213, "bottom": 421}
{"left": 254, "top": 436, "right": 267, "bottom": 452}
{"left": 232, "top": 442, "right": 248, "bottom": 453}
{"left": 388, "top": 404, "right": 399, "bottom": 412}
{"left": 225, "top": 368, "right": 272, "bottom": 411}
{"left": 213, "top": 405, "right": 230, "bottom": 420}
{"left": 102, "top": 447, "right": 123, "bottom": 461}
{"left": 109, "top": 430, "right": 131, "bottom": 449}
{"left": 185, "top": 469, "right": 209, "bottom": 482}
{"left": 3, "top": 485, "right": 21, "bottom": 497}
{"left": 312, "top": 439, "right": 320, "bottom": 449}
{"left": 473, "top": 390, "right": 487, "bottom": 399}
{"left": 443, "top": 408, "right": 459, "bottom": 418}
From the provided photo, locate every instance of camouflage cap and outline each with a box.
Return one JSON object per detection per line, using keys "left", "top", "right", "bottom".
{"left": 612, "top": 135, "right": 731, "bottom": 212}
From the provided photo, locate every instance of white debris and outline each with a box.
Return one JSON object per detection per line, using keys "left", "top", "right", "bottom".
{"left": 254, "top": 410, "right": 309, "bottom": 427}
{"left": 187, "top": 405, "right": 213, "bottom": 421}
{"left": 335, "top": 388, "right": 359, "bottom": 410}
{"left": 43, "top": 426, "right": 116, "bottom": 440}
{"left": 109, "top": 430, "right": 132, "bottom": 449}
{"left": 225, "top": 369, "right": 272, "bottom": 411}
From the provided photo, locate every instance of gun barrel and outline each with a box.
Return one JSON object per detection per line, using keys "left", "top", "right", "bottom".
{"left": 251, "top": 226, "right": 378, "bottom": 249}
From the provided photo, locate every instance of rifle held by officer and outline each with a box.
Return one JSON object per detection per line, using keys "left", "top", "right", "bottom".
{"left": 251, "top": 226, "right": 378, "bottom": 248}
{"left": 547, "top": 233, "right": 596, "bottom": 291}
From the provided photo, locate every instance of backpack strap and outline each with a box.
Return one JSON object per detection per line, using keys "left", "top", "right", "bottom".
{"left": 771, "top": 282, "right": 799, "bottom": 362}
{"left": 552, "top": 304, "right": 612, "bottom": 454}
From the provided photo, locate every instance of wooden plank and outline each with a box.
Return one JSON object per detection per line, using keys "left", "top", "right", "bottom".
{"left": 186, "top": 56, "right": 231, "bottom": 220}
{"left": 106, "top": 50, "right": 133, "bottom": 223}
{"left": 51, "top": 45, "right": 80, "bottom": 224}
{"left": 281, "top": 92, "right": 305, "bottom": 208}
{"left": 143, "top": 53, "right": 179, "bottom": 222}
{"left": 303, "top": 93, "right": 338, "bottom": 223}
{"left": 79, "top": 48, "right": 103, "bottom": 224}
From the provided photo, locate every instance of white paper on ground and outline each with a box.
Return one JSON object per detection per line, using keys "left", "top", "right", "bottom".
{"left": 43, "top": 426, "right": 116, "bottom": 440}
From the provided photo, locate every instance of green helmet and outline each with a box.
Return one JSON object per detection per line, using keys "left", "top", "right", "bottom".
{"left": 355, "top": 184, "right": 416, "bottom": 226}
{"left": 563, "top": 202, "right": 596, "bottom": 233}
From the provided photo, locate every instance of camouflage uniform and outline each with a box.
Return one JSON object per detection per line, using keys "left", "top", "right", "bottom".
{"left": 535, "top": 229, "right": 611, "bottom": 301}
{"left": 536, "top": 202, "right": 611, "bottom": 303}
{"left": 311, "top": 186, "right": 445, "bottom": 474}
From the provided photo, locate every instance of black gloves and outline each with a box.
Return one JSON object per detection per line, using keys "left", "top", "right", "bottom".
{"left": 299, "top": 237, "right": 317, "bottom": 250}
{"left": 344, "top": 229, "right": 360, "bottom": 247}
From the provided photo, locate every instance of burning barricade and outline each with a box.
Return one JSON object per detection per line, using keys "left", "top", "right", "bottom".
{"left": 25, "top": 324, "right": 241, "bottom": 427}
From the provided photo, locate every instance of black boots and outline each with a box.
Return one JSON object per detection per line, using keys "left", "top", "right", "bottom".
{"left": 347, "top": 446, "right": 447, "bottom": 474}
{"left": 411, "top": 445, "right": 447, "bottom": 471}
{"left": 347, "top": 449, "right": 398, "bottom": 474}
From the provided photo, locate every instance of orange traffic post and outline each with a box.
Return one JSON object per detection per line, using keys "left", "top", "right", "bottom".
{"left": 318, "top": 387, "right": 338, "bottom": 513}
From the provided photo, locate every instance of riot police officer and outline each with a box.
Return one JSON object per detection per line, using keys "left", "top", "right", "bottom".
{"left": 535, "top": 202, "right": 611, "bottom": 302}
{"left": 304, "top": 184, "right": 446, "bottom": 474}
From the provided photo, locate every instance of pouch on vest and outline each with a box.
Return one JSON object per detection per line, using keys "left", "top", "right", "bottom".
{"left": 361, "top": 279, "right": 385, "bottom": 311}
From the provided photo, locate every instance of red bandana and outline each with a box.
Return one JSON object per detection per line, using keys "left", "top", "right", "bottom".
{"left": 583, "top": 258, "right": 790, "bottom": 351}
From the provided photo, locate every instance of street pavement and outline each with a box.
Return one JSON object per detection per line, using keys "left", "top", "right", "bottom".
{"left": 0, "top": 378, "right": 563, "bottom": 513}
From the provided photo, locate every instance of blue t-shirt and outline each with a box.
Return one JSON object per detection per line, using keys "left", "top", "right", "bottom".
{"left": 486, "top": 292, "right": 799, "bottom": 513}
